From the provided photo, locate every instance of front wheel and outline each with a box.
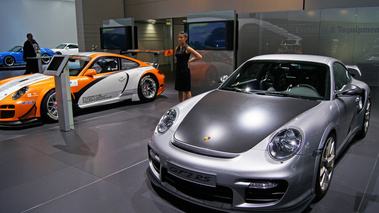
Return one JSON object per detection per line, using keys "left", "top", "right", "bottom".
{"left": 355, "top": 98, "right": 371, "bottom": 139}
{"left": 4, "top": 56, "right": 15, "bottom": 67}
{"left": 203, "top": 67, "right": 218, "bottom": 89}
{"left": 41, "top": 53, "right": 51, "bottom": 64}
{"left": 138, "top": 75, "right": 158, "bottom": 102}
{"left": 41, "top": 90, "right": 58, "bottom": 122}
{"left": 314, "top": 134, "right": 336, "bottom": 202}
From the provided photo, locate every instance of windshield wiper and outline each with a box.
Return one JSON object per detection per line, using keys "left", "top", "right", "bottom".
{"left": 222, "top": 87, "right": 252, "bottom": 94}
{"left": 256, "top": 91, "right": 305, "bottom": 99}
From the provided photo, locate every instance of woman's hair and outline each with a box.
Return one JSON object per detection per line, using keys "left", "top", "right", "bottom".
{"left": 179, "top": 31, "right": 188, "bottom": 38}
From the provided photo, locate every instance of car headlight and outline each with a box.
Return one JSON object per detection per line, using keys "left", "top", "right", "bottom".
{"left": 268, "top": 128, "right": 302, "bottom": 160}
{"left": 157, "top": 108, "right": 178, "bottom": 134}
{"left": 12, "top": 86, "right": 29, "bottom": 100}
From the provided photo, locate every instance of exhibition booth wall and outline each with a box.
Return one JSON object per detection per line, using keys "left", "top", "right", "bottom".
{"left": 238, "top": 7, "right": 379, "bottom": 86}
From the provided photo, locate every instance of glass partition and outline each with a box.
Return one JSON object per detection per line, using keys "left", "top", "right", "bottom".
{"left": 238, "top": 7, "right": 379, "bottom": 86}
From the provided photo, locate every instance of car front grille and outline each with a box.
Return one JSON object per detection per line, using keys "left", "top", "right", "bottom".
{"left": 162, "top": 167, "right": 233, "bottom": 205}
{"left": 0, "top": 105, "right": 15, "bottom": 118}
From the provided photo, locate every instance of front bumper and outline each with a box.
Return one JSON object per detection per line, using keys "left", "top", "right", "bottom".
{"left": 0, "top": 117, "right": 41, "bottom": 127}
{"left": 147, "top": 134, "right": 316, "bottom": 212}
{"left": 0, "top": 101, "right": 40, "bottom": 126}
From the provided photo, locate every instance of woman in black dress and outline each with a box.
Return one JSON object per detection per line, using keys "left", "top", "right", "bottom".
{"left": 175, "top": 31, "right": 202, "bottom": 102}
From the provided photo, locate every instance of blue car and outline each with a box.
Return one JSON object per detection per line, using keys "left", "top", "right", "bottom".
{"left": 0, "top": 45, "right": 55, "bottom": 67}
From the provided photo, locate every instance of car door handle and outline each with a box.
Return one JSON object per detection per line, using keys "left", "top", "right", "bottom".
{"left": 118, "top": 76, "right": 126, "bottom": 82}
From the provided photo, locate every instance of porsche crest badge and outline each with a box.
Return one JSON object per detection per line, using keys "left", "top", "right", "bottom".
{"left": 204, "top": 136, "right": 211, "bottom": 142}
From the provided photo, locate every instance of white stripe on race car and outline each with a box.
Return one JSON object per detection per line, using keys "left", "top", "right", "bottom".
{"left": 0, "top": 74, "right": 52, "bottom": 101}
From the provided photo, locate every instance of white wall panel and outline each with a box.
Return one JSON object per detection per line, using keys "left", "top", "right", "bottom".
{"left": 0, "top": 0, "right": 77, "bottom": 52}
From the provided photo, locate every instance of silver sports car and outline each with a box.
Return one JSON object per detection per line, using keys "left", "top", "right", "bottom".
{"left": 147, "top": 54, "right": 371, "bottom": 212}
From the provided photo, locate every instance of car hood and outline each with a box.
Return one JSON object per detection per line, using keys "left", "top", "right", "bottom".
{"left": 0, "top": 51, "right": 14, "bottom": 56}
{"left": 0, "top": 74, "right": 52, "bottom": 101}
{"left": 173, "top": 90, "right": 321, "bottom": 154}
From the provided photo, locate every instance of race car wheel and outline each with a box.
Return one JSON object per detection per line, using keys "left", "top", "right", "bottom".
{"left": 4, "top": 56, "right": 15, "bottom": 67}
{"left": 41, "top": 53, "right": 51, "bottom": 64}
{"left": 355, "top": 98, "right": 371, "bottom": 139}
{"left": 41, "top": 90, "right": 59, "bottom": 122}
{"left": 138, "top": 75, "right": 158, "bottom": 102}
{"left": 203, "top": 67, "right": 218, "bottom": 89}
{"left": 314, "top": 134, "right": 336, "bottom": 202}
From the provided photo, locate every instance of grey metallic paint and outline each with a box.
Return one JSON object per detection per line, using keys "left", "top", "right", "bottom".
{"left": 174, "top": 90, "right": 321, "bottom": 153}
{"left": 147, "top": 54, "right": 371, "bottom": 212}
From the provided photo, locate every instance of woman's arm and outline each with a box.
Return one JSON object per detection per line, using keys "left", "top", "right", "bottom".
{"left": 186, "top": 46, "right": 202, "bottom": 63}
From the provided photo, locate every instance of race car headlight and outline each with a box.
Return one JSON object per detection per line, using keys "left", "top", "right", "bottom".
{"left": 268, "top": 128, "right": 302, "bottom": 160}
{"left": 12, "top": 86, "right": 29, "bottom": 100}
{"left": 157, "top": 108, "right": 177, "bottom": 134}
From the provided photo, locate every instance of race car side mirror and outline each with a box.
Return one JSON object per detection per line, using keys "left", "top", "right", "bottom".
{"left": 84, "top": 69, "right": 97, "bottom": 77}
{"left": 336, "top": 84, "right": 363, "bottom": 97}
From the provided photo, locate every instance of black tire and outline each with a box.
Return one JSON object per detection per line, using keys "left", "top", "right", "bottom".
{"left": 203, "top": 67, "right": 218, "bottom": 89}
{"left": 41, "top": 53, "right": 51, "bottom": 64}
{"left": 355, "top": 98, "right": 371, "bottom": 139}
{"left": 138, "top": 75, "right": 158, "bottom": 102}
{"left": 4, "top": 56, "right": 15, "bottom": 67}
{"left": 41, "top": 90, "right": 59, "bottom": 123}
{"left": 314, "top": 134, "right": 336, "bottom": 202}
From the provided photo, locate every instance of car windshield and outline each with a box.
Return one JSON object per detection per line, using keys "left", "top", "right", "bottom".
{"left": 67, "top": 56, "right": 91, "bottom": 76}
{"left": 220, "top": 60, "right": 330, "bottom": 100}
{"left": 55, "top": 44, "right": 67, "bottom": 49}
{"left": 8, "top": 46, "right": 22, "bottom": 52}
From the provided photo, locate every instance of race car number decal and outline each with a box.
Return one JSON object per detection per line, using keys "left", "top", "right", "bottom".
{"left": 167, "top": 162, "right": 216, "bottom": 187}
{"left": 70, "top": 80, "right": 78, "bottom": 87}
{"left": 82, "top": 94, "right": 112, "bottom": 104}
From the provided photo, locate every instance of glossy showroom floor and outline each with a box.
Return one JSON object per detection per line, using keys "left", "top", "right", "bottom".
{"left": 0, "top": 65, "right": 378, "bottom": 213}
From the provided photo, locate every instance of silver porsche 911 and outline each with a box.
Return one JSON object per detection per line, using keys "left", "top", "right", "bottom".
{"left": 147, "top": 54, "right": 371, "bottom": 212}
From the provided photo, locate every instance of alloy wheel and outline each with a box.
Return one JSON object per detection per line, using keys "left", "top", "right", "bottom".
{"left": 141, "top": 76, "right": 157, "bottom": 99}
{"left": 319, "top": 136, "right": 335, "bottom": 192}
{"left": 46, "top": 92, "right": 58, "bottom": 120}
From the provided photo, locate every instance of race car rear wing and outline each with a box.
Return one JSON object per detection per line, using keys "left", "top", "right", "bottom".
{"left": 120, "top": 49, "right": 173, "bottom": 68}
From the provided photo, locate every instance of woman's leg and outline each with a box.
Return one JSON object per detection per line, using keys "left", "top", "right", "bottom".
{"left": 185, "top": 91, "right": 192, "bottom": 99}
{"left": 178, "top": 91, "right": 185, "bottom": 102}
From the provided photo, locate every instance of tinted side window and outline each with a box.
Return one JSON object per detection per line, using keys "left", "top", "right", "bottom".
{"left": 68, "top": 44, "right": 78, "bottom": 49}
{"left": 90, "top": 57, "right": 119, "bottom": 74}
{"left": 333, "top": 62, "right": 350, "bottom": 90}
{"left": 121, "top": 58, "right": 139, "bottom": 70}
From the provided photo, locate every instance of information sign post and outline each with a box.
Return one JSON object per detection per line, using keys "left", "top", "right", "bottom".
{"left": 43, "top": 55, "right": 74, "bottom": 131}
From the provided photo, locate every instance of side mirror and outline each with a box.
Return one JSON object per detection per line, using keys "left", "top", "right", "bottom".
{"left": 346, "top": 65, "right": 362, "bottom": 77}
{"left": 336, "top": 84, "right": 363, "bottom": 97}
{"left": 84, "top": 69, "right": 97, "bottom": 77}
{"left": 219, "top": 75, "right": 228, "bottom": 84}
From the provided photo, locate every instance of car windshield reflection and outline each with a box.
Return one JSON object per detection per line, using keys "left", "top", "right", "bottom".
{"left": 220, "top": 60, "right": 330, "bottom": 100}
{"left": 67, "top": 57, "right": 91, "bottom": 76}
{"left": 55, "top": 44, "right": 67, "bottom": 49}
{"left": 8, "top": 46, "right": 22, "bottom": 52}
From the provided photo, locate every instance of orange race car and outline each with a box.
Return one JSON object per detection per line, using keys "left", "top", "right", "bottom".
{"left": 0, "top": 52, "right": 165, "bottom": 126}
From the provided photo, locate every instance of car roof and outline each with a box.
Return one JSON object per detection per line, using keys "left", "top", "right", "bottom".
{"left": 60, "top": 43, "right": 78, "bottom": 45}
{"left": 70, "top": 52, "right": 150, "bottom": 66}
{"left": 71, "top": 52, "right": 119, "bottom": 58}
{"left": 249, "top": 54, "right": 337, "bottom": 65}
